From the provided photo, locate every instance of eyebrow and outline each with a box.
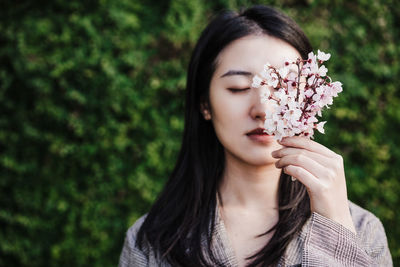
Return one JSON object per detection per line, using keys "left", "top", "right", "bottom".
{"left": 220, "top": 70, "right": 253, "bottom": 78}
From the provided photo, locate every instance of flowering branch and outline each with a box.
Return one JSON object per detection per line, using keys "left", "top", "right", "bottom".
{"left": 251, "top": 50, "right": 343, "bottom": 141}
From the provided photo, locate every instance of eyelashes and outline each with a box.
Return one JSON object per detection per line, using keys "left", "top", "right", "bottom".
{"left": 227, "top": 87, "right": 250, "bottom": 93}
{"left": 227, "top": 87, "right": 279, "bottom": 93}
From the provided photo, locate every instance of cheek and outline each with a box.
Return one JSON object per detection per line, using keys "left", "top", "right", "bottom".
{"left": 210, "top": 90, "right": 248, "bottom": 132}
{"left": 210, "top": 99, "right": 251, "bottom": 156}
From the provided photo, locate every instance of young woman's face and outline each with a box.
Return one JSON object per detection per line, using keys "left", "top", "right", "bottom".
{"left": 208, "top": 34, "right": 301, "bottom": 166}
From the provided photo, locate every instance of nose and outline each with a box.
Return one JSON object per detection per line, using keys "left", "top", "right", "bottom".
{"left": 250, "top": 87, "right": 270, "bottom": 121}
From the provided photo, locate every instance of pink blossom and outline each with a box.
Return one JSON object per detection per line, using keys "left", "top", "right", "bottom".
{"left": 278, "top": 66, "right": 289, "bottom": 78}
{"left": 252, "top": 75, "right": 263, "bottom": 88}
{"left": 317, "top": 50, "right": 331, "bottom": 61}
{"left": 330, "top": 81, "right": 343, "bottom": 97}
{"left": 251, "top": 50, "right": 342, "bottom": 140}
{"left": 316, "top": 121, "right": 327, "bottom": 134}
{"left": 260, "top": 87, "right": 271, "bottom": 103}
{"left": 304, "top": 89, "right": 314, "bottom": 98}
{"left": 318, "top": 65, "right": 328, "bottom": 77}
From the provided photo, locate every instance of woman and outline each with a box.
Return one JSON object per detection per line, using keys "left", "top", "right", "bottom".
{"left": 119, "top": 5, "right": 392, "bottom": 267}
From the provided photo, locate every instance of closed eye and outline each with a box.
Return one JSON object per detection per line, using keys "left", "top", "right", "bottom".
{"left": 228, "top": 87, "right": 250, "bottom": 93}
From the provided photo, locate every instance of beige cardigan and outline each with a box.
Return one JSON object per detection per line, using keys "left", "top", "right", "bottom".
{"left": 118, "top": 200, "right": 392, "bottom": 266}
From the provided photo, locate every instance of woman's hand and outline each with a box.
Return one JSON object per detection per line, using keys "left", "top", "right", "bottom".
{"left": 271, "top": 136, "right": 356, "bottom": 234}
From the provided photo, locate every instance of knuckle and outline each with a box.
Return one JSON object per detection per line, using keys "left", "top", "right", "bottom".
{"left": 284, "top": 165, "right": 292, "bottom": 174}
{"left": 326, "top": 170, "right": 336, "bottom": 180}
{"left": 294, "top": 154, "right": 304, "bottom": 163}
{"left": 292, "top": 166, "right": 302, "bottom": 177}
{"left": 334, "top": 154, "right": 344, "bottom": 168}
{"left": 283, "top": 165, "right": 289, "bottom": 172}
{"left": 318, "top": 183, "right": 330, "bottom": 194}
{"left": 298, "top": 150, "right": 306, "bottom": 157}
{"left": 335, "top": 153, "right": 343, "bottom": 162}
{"left": 333, "top": 162, "right": 341, "bottom": 171}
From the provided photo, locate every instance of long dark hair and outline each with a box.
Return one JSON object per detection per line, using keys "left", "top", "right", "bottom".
{"left": 137, "top": 5, "right": 312, "bottom": 266}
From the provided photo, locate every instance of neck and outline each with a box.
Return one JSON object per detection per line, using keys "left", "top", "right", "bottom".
{"left": 218, "top": 153, "right": 281, "bottom": 212}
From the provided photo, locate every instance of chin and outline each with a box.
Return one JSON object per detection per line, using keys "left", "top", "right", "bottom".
{"left": 235, "top": 151, "right": 277, "bottom": 166}
{"left": 223, "top": 141, "right": 281, "bottom": 166}
{"left": 247, "top": 157, "right": 277, "bottom": 166}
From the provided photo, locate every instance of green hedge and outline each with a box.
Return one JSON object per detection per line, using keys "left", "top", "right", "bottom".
{"left": 1, "top": 0, "right": 399, "bottom": 266}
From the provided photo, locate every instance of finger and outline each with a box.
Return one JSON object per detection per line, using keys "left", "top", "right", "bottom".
{"left": 278, "top": 136, "right": 336, "bottom": 158}
{"left": 283, "top": 165, "right": 320, "bottom": 192}
{"left": 272, "top": 147, "right": 332, "bottom": 167}
{"left": 275, "top": 154, "right": 332, "bottom": 181}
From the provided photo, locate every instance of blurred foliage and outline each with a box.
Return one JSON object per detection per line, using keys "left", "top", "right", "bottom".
{"left": 0, "top": 0, "right": 399, "bottom": 266}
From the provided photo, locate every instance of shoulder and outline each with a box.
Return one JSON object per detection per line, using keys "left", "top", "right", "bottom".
{"left": 298, "top": 201, "right": 392, "bottom": 266}
{"left": 125, "top": 214, "right": 148, "bottom": 244}
{"left": 348, "top": 200, "right": 389, "bottom": 252}
{"left": 119, "top": 214, "right": 151, "bottom": 267}
{"left": 348, "top": 200, "right": 384, "bottom": 233}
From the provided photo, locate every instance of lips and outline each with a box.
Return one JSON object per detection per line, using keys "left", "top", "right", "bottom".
{"left": 246, "top": 128, "right": 274, "bottom": 144}
{"left": 246, "top": 127, "right": 269, "bottom": 135}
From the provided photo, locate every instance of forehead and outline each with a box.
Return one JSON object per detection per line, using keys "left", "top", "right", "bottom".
{"left": 214, "top": 34, "right": 301, "bottom": 76}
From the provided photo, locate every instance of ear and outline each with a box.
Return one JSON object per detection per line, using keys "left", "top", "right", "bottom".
{"left": 200, "top": 102, "right": 212, "bottom": 120}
